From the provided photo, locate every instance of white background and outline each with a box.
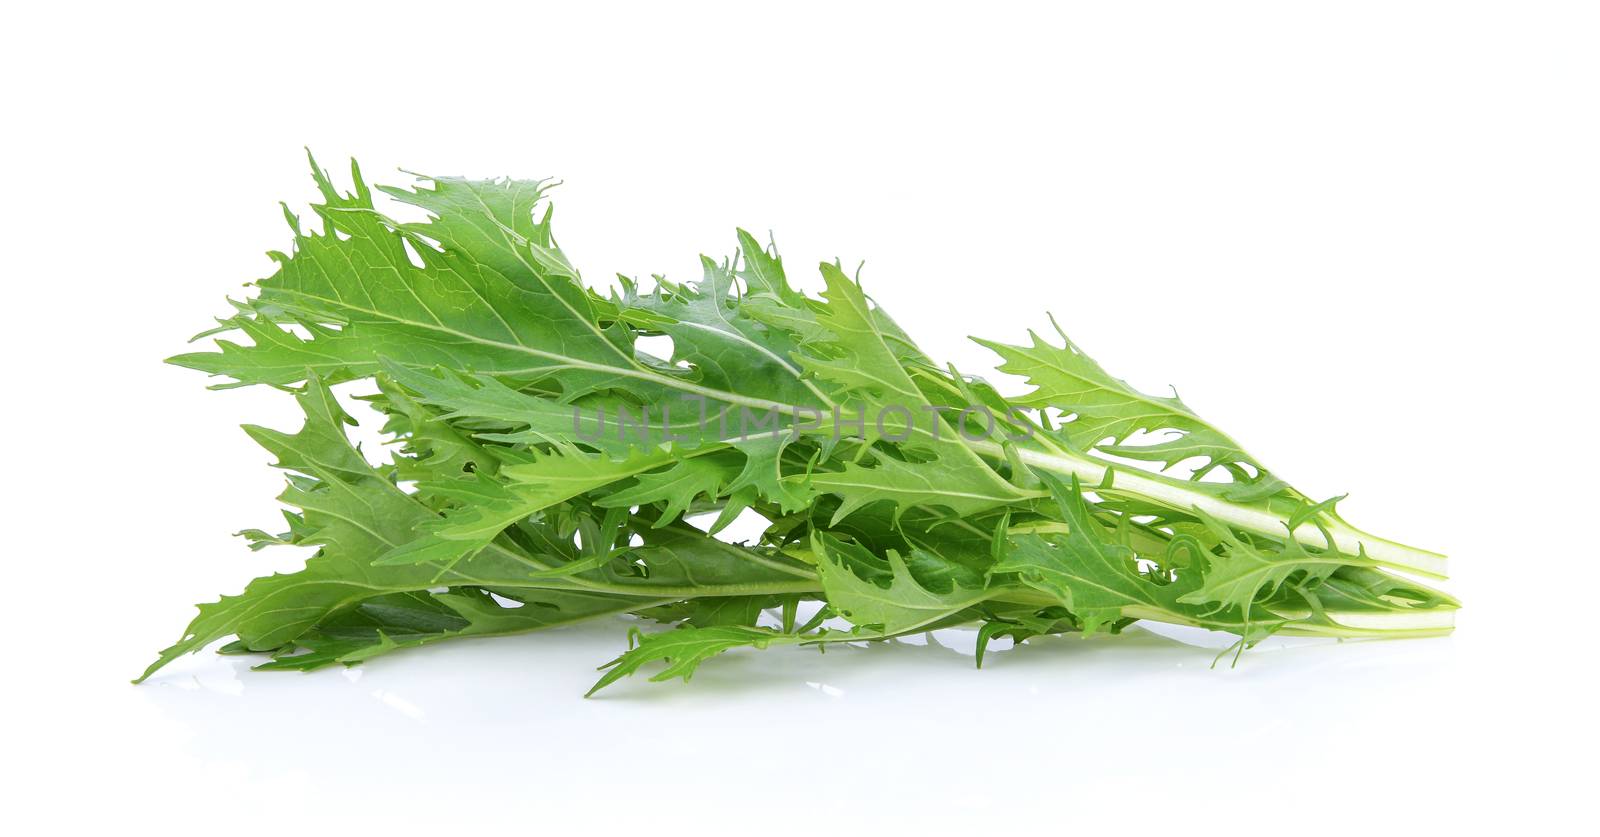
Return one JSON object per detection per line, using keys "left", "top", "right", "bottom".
{"left": 5, "top": 2, "right": 1597, "bottom": 833}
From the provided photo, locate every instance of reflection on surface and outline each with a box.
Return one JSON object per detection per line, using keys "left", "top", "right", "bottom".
{"left": 118, "top": 612, "right": 1507, "bottom": 827}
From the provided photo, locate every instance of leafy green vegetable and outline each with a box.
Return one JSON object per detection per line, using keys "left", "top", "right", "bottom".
{"left": 140, "top": 153, "right": 1456, "bottom": 693}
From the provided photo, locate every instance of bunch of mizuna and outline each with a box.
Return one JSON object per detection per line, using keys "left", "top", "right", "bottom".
{"left": 138, "top": 156, "right": 1456, "bottom": 694}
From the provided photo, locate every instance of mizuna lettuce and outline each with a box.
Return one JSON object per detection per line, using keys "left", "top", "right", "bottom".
{"left": 137, "top": 155, "right": 1456, "bottom": 694}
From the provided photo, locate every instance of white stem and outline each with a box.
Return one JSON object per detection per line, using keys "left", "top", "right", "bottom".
{"left": 972, "top": 442, "right": 1448, "bottom": 579}
{"left": 1125, "top": 605, "right": 1455, "bottom": 638}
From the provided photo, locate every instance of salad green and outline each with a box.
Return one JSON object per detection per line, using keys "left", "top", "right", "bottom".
{"left": 138, "top": 155, "right": 1455, "bottom": 694}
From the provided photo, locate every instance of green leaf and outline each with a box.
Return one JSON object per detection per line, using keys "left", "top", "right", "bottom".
{"left": 596, "top": 453, "right": 742, "bottom": 527}
{"left": 992, "top": 474, "right": 1281, "bottom": 639}
{"left": 587, "top": 625, "right": 802, "bottom": 696}
{"left": 153, "top": 155, "right": 1456, "bottom": 691}
{"left": 1175, "top": 510, "right": 1368, "bottom": 616}
{"left": 255, "top": 588, "right": 651, "bottom": 671}
{"left": 991, "top": 474, "right": 1151, "bottom": 634}
{"left": 974, "top": 319, "right": 1292, "bottom": 501}
{"left": 975, "top": 322, "right": 1221, "bottom": 448}
{"left": 137, "top": 377, "right": 633, "bottom": 682}
{"left": 629, "top": 254, "right": 820, "bottom": 406}
{"left": 812, "top": 533, "right": 994, "bottom": 633}
{"left": 795, "top": 264, "right": 1034, "bottom": 518}
{"left": 372, "top": 445, "right": 681, "bottom": 567}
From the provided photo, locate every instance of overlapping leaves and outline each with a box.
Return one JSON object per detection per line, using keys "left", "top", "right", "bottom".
{"left": 142, "top": 156, "right": 1455, "bottom": 692}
